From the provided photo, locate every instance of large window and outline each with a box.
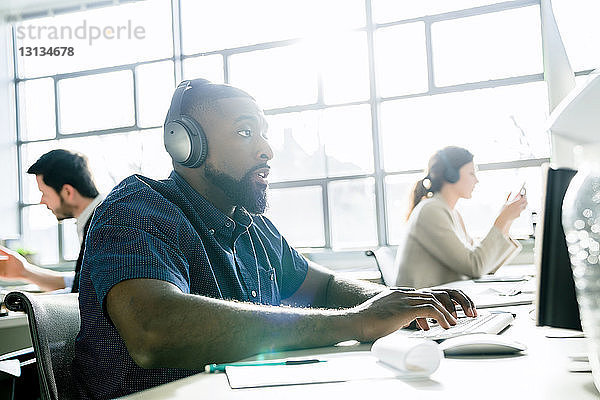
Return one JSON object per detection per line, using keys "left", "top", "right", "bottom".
{"left": 13, "top": 0, "right": 590, "bottom": 264}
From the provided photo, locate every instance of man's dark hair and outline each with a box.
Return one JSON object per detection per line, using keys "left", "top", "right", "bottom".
{"left": 27, "top": 149, "right": 99, "bottom": 198}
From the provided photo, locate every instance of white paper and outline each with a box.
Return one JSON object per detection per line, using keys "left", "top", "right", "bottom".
{"left": 225, "top": 334, "right": 443, "bottom": 389}
{"left": 225, "top": 355, "right": 397, "bottom": 389}
{"left": 0, "top": 359, "right": 21, "bottom": 377}
{"left": 371, "top": 333, "right": 442, "bottom": 377}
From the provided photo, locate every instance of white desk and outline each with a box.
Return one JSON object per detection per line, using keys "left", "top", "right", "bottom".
{"left": 120, "top": 296, "right": 598, "bottom": 399}
{"left": 0, "top": 312, "right": 31, "bottom": 355}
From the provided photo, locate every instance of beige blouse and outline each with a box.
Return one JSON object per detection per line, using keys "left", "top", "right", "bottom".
{"left": 394, "top": 193, "right": 521, "bottom": 289}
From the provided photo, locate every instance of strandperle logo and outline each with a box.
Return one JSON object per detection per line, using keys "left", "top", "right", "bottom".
{"left": 16, "top": 20, "right": 146, "bottom": 45}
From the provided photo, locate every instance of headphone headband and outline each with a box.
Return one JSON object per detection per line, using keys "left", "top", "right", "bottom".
{"left": 165, "top": 80, "right": 191, "bottom": 125}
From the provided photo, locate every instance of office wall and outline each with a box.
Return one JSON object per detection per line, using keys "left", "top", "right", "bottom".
{"left": 0, "top": 20, "right": 19, "bottom": 239}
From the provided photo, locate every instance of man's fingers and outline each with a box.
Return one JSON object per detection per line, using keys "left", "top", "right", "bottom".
{"left": 447, "top": 289, "right": 477, "bottom": 317}
{"left": 416, "top": 318, "right": 430, "bottom": 331}
{"left": 412, "top": 304, "right": 453, "bottom": 329}
{"left": 428, "top": 288, "right": 477, "bottom": 317}
{"left": 405, "top": 297, "right": 456, "bottom": 328}
{"left": 428, "top": 290, "right": 457, "bottom": 317}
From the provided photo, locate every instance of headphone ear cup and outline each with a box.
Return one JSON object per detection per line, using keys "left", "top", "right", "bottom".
{"left": 163, "top": 117, "right": 208, "bottom": 168}
{"left": 179, "top": 115, "right": 208, "bottom": 168}
{"left": 444, "top": 167, "right": 460, "bottom": 183}
{"left": 164, "top": 121, "right": 193, "bottom": 164}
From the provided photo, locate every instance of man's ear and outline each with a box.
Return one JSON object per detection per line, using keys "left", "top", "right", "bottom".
{"left": 61, "top": 184, "right": 77, "bottom": 201}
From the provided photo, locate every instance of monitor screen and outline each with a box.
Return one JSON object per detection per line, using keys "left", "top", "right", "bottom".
{"left": 535, "top": 164, "right": 582, "bottom": 331}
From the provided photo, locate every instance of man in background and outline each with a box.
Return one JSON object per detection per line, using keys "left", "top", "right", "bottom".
{"left": 0, "top": 149, "right": 103, "bottom": 292}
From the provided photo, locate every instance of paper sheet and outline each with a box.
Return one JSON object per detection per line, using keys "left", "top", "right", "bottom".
{"left": 226, "top": 336, "right": 442, "bottom": 389}
{"left": 225, "top": 355, "right": 397, "bottom": 389}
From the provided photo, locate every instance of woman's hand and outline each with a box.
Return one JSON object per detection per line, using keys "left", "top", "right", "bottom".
{"left": 494, "top": 194, "right": 528, "bottom": 235}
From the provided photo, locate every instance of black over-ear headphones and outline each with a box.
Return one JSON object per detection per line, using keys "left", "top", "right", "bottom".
{"left": 164, "top": 80, "right": 208, "bottom": 168}
{"left": 438, "top": 150, "right": 460, "bottom": 183}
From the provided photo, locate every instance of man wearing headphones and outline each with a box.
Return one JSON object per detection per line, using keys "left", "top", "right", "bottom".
{"left": 73, "top": 79, "right": 477, "bottom": 399}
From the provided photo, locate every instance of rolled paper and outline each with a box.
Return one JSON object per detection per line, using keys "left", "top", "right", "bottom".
{"left": 371, "top": 332, "right": 442, "bottom": 377}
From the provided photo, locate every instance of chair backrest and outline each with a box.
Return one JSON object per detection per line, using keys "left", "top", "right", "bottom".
{"left": 366, "top": 247, "right": 399, "bottom": 286}
{"left": 4, "top": 292, "right": 80, "bottom": 400}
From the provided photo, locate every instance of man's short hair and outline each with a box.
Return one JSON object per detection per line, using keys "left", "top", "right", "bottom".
{"left": 27, "top": 149, "right": 99, "bottom": 198}
{"left": 179, "top": 78, "right": 255, "bottom": 121}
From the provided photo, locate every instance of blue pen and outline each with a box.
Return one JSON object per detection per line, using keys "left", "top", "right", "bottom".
{"left": 205, "top": 358, "right": 325, "bottom": 373}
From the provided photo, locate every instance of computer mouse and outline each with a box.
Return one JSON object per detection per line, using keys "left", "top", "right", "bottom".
{"left": 439, "top": 333, "right": 527, "bottom": 356}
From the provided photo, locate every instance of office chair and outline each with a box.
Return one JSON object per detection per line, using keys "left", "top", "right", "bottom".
{"left": 4, "top": 292, "right": 79, "bottom": 400}
{"left": 365, "top": 247, "right": 398, "bottom": 286}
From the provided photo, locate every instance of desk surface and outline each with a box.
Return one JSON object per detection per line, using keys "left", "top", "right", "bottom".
{"left": 0, "top": 312, "right": 28, "bottom": 329}
{"left": 120, "top": 268, "right": 599, "bottom": 400}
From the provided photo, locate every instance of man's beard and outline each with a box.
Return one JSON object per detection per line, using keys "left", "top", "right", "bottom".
{"left": 52, "top": 196, "right": 75, "bottom": 221}
{"left": 204, "top": 163, "right": 268, "bottom": 214}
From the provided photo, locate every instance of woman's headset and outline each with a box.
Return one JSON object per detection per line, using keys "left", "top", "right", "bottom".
{"left": 163, "top": 80, "right": 209, "bottom": 168}
{"left": 437, "top": 150, "right": 460, "bottom": 183}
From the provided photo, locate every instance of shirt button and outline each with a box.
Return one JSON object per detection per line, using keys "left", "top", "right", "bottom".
{"left": 208, "top": 229, "right": 215, "bottom": 235}
{"left": 251, "top": 290, "right": 257, "bottom": 298}
{"left": 270, "top": 272, "right": 274, "bottom": 280}
{"left": 225, "top": 221, "right": 232, "bottom": 228}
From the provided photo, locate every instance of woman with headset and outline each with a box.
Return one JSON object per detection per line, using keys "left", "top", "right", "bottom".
{"left": 394, "top": 146, "right": 527, "bottom": 288}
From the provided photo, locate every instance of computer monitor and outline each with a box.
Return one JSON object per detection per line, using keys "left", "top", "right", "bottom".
{"left": 535, "top": 164, "right": 582, "bottom": 331}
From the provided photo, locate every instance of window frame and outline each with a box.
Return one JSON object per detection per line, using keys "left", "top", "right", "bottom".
{"left": 12, "top": 0, "right": 578, "bottom": 264}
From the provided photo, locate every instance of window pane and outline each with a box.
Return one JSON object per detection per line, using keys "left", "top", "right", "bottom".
{"left": 229, "top": 44, "right": 318, "bottom": 109}
{"left": 18, "top": 78, "right": 55, "bottom": 141}
{"left": 183, "top": 55, "right": 224, "bottom": 83}
{"left": 320, "top": 105, "right": 373, "bottom": 177}
{"left": 268, "top": 105, "right": 373, "bottom": 183}
{"left": 268, "top": 110, "right": 326, "bottom": 182}
{"left": 457, "top": 167, "right": 542, "bottom": 239}
{"left": 21, "top": 140, "right": 58, "bottom": 204}
{"left": 432, "top": 6, "right": 542, "bottom": 86}
{"left": 375, "top": 22, "right": 428, "bottom": 97}
{"left": 180, "top": 0, "right": 365, "bottom": 54}
{"left": 321, "top": 32, "right": 370, "bottom": 104}
{"left": 58, "top": 70, "right": 134, "bottom": 134}
{"left": 61, "top": 218, "right": 79, "bottom": 261}
{"left": 385, "top": 173, "right": 421, "bottom": 245}
{"left": 372, "top": 0, "right": 505, "bottom": 23}
{"left": 15, "top": 0, "right": 173, "bottom": 78}
{"left": 54, "top": 129, "right": 172, "bottom": 194}
{"left": 266, "top": 186, "right": 324, "bottom": 247}
{"left": 380, "top": 82, "right": 550, "bottom": 172}
{"left": 136, "top": 61, "right": 175, "bottom": 128}
{"left": 329, "top": 178, "right": 377, "bottom": 249}
{"left": 553, "top": 0, "right": 600, "bottom": 72}
{"left": 22, "top": 205, "right": 58, "bottom": 266}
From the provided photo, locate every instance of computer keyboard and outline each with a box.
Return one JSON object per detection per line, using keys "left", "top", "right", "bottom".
{"left": 406, "top": 311, "right": 515, "bottom": 341}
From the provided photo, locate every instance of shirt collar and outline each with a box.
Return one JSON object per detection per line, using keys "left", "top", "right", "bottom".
{"left": 169, "top": 171, "right": 253, "bottom": 237}
{"left": 77, "top": 194, "right": 104, "bottom": 244}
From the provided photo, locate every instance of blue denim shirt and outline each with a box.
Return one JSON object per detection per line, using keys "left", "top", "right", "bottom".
{"left": 73, "top": 171, "right": 308, "bottom": 399}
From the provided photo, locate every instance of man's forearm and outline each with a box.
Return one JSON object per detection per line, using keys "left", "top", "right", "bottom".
{"left": 108, "top": 279, "right": 359, "bottom": 370}
{"left": 22, "top": 264, "right": 68, "bottom": 291}
{"left": 324, "top": 275, "right": 387, "bottom": 308}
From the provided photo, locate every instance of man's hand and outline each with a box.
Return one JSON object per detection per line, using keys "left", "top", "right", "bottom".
{"left": 419, "top": 288, "right": 477, "bottom": 318}
{"left": 349, "top": 287, "right": 477, "bottom": 343}
{"left": 0, "top": 246, "right": 28, "bottom": 281}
